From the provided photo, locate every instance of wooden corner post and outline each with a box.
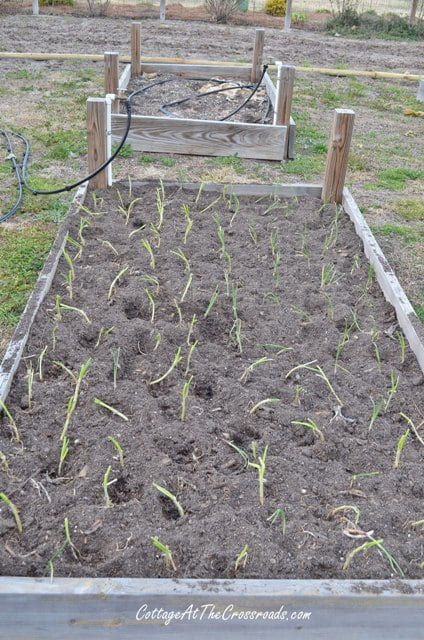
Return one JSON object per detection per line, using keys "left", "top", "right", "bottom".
{"left": 273, "top": 63, "right": 295, "bottom": 159}
{"left": 131, "top": 22, "right": 141, "bottom": 78}
{"left": 322, "top": 108, "right": 355, "bottom": 204}
{"left": 251, "top": 28, "right": 265, "bottom": 83}
{"left": 87, "top": 98, "right": 108, "bottom": 190}
{"left": 104, "top": 52, "right": 119, "bottom": 113}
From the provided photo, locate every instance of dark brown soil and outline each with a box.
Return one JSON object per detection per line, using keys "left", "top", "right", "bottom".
{"left": 127, "top": 73, "right": 273, "bottom": 123}
{"left": 1, "top": 181, "right": 424, "bottom": 580}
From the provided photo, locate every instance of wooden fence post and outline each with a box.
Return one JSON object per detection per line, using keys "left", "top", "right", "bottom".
{"left": 273, "top": 63, "right": 295, "bottom": 159}
{"left": 322, "top": 108, "right": 355, "bottom": 204}
{"left": 251, "top": 28, "right": 265, "bottom": 83}
{"left": 104, "top": 52, "right": 119, "bottom": 113}
{"left": 284, "top": 0, "right": 292, "bottom": 31}
{"left": 417, "top": 79, "right": 424, "bottom": 102}
{"left": 131, "top": 22, "right": 141, "bottom": 78}
{"left": 87, "top": 98, "right": 108, "bottom": 190}
{"left": 160, "top": 0, "right": 166, "bottom": 21}
{"left": 32, "top": 0, "right": 39, "bottom": 15}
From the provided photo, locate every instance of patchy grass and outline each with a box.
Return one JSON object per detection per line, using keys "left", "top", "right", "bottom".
{"left": 0, "top": 224, "right": 55, "bottom": 328}
{"left": 367, "top": 168, "right": 424, "bottom": 191}
{"left": 391, "top": 198, "right": 424, "bottom": 221}
{"left": 371, "top": 223, "right": 424, "bottom": 245}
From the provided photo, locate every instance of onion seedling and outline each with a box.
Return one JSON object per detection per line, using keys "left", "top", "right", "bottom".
{"left": 152, "top": 483, "right": 185, "bottom": 518}
{"left": 290, "top": 306, "right": 312, "bottom": 325}
{"left": 47, "top": 517, "right": 79, "bottom": 580}
{"left": 320, "top": 263, "right": 336, "bottom": 288}
{"left": 0, "top": 492, "right": 22, "bottom": 533}
{"left": 267, "top": 507, "right": 287, "bottom": 533}
{"left": 234, "top": 544, "right": 248, "bottom": 571}
{"left": 186, "top": 314, "right": 197, "bottom": 346}
{"left": 111, "top": 347, "right": 121, "bottom": 389}
{"left": 0, "top": 400, "right": 20, "bottom": 443}
{"left": 229, "top": 193, "right": 240, "bottom": 226}
{"left": 38, "top": 345, "right": 48, "bottom": 381}
{"left": 60, "top": 358, "right": 92, "bottom": 440}
{"left": 170, "top": 248, "right": 190, "bottom": 272}
{"left": 260, "top": 343, "right": 292, "bottom": 356}
{"left": 58, "top": 436, "right": 69, "bottom": 476}
{"left": 145, "top": 288, "right": 155, "bottom": 324}
{"left": 118, "top": 196, "right": 142, "bottom": 225}
{"left": 156, "top": 180, "right": 165, "bottom": 230}
{"left": 334, "top": 320, "right": 351, "bottom": 374}
{"left": 328, "top": 505, "right": 361, "bottom": 525}
{"left": 248, "top": 444, "right": 269, "bottom": 505}
{"left": 58, "top": 302, "right": 91, "bottom": 324}
{"left": 394, "top": 428, "right": 410, "bottom": 469}
{"left": 103, "top": 465, "right": 114, "bottom": 508}
{"left": 94, "top": 398, "right": 129, "bottom": 422}
{"left": 322, "top": 209, "right": 340, "bottom": 255}
{"left": 128, "top": 225, "right": 146, "bottom": 239}
{"left": 153, "top": 332, "right": 161, "bottom": 351}
{"left": 294, "top": 384, "right": 303, "bottom": 405}
{"left": 141, "top": 238, "right": 155, "bottom": 269}
{"left": 350, "top": 254, "right": 359, "bottom": 274}
{"left": 372, "top": 341, "right": 382, "bottom": 371}
{"left": 323, "top": 292, "right": 334, "bottom": 320}
{"left": 248, "top": 224, "right": 258, "bottom": 245}
{"left": 151, "top": 536, "right": 177, "bottom": 572}
{"left": 226, "top": 441, "right": 249, "bottom": 468}
{"left": 149, "top": 222, "right": 161, "bottom": 248}
{"left": 368, "top": 397, "right": 385, "bottom": 430}
{"left": 184, "top": 217, "right": 193, "bottom": 245}
{"left": 107, "top": 265, "right": 129, "bottom": 301}
{"left": 77, "top": 216, "right": 91, "bottom": 246}
{"left": 239, "top": 357, "right": 273, "bottom": 384}
{"left": 95, "top": 326, "right": 114, "bottom": 347}
{"left": 180, "top": 375, "right": 194, "bottom": 422}
{"left": 285, "top": 361, "right": 343, "bottom": 407}
{"left": 229, "top": 318, "right": 243, "bottom": 353}
{"left": 385, "top": 368, "right": 399, "bottom": 411}
{"left": 291, "top": 419, "right": 324, "bottom": 441}
{"left": 249, "top": 398, "right": 280, "bottom": 414}
{"left": 365, "top": 264, "right": 376, "bottom": 290}
{"left": 107, "top": 436, "right": 124, "bottom": 469}
{"left": 396, "top": 331, "right": 406, "bottom": 364}
{"left": 199, "top": 194, "right": 221, "bottom": 215}
{"left": 66, "top": 236, "right": 82, "bottom": 261}
{"left": 26, "top": 361, "right": 34, "bottom": 411}
{"left": 204, "top": 286, "right": 219, "bottom": 318}
{"left": 195, "top": 182, "right": 205, "bottom": 204}
{"left": 142, "top": 274, "right": 160, "bottom": 293}
{"left": 62, "top": 248, "right": 75, "bottom": 300}
{"left": 173, "top": 299, "right": 183, "bottom": 326}
{"left": 343, "top": 536, "right": 404, "bottom": 577}
{"left": 184, "top": 340, "right": 198, "bottom": 377}
{"left": 180, "top": 272, "right": 193, "bottom": 303}
{"left": 400, "top": 412, "right": 424, "bottom": 447}
{"left": 150, "top": 346, "right": 183, "bottom": 385}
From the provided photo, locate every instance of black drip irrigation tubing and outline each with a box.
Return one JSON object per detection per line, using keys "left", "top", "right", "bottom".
{"left": 0, "top": 66, "right": 268, "bottom": 224}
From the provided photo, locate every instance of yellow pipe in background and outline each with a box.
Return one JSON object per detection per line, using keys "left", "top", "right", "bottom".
{"left": 0, "top": 51, "right": 421, "bottom": 81}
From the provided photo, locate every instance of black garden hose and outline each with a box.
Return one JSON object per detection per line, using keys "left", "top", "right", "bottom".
{"left": 0, "top": 67, "right": 269, "bottom": 223}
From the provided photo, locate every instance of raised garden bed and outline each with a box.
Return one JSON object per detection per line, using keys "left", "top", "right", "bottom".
{"left": 1, "top": 179, "right": 424, "bottom": 637}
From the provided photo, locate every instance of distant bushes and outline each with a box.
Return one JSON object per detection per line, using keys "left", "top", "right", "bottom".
{"left": 39, "top": 0, "right": 74, "bottom": 5}
{"left": 326, "top": 9, "right": 424, "bottom": 40}
{"left": 264, "top": 0, "right": 286, "bottom": 17}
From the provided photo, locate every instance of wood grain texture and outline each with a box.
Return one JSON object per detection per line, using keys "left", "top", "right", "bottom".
{"left": 343, "top": 188, "right": 424, "bottom": 374}
{"left": 87, "top": 98, "right": 108, "bottom": 189}
{"left": 140, "top": 62, "right": 251, "bottom": 80}
{"left": 322, "top": 109, "right": 354, "bottom": 204}
{"left": 131, "top": 22, "right": 141, "bottom": 77}
{"left": 104, "top": 52, "right": 119, "bottom": 113}
{"left": 251, "top": 28, "right": 265, "bottom": 83}
{"left": 111, "top": 114, "right": 287, "bottom": 160}
{"left": 127, "top": 179, "right": 323, "bottom": 198}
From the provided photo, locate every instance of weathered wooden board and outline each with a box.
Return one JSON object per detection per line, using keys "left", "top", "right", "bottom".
{"left": 129, "top": 179, "right": 323, "bottom": 198}
{"left": 140, "top": 62, "right": 252, "bottom": 81}
{"left": 1, "top": 577, "right": 424, "bottom": 640}
{"left": 343, "top": 187, "right": 424, "bottom": 373}
{"left": 263, "top": 71, "right": 296, "bottom": 160}
{"left": 111, "top": 114, "right": 287, "bottom": 160}
{"left": 119, "top": 64, "right": 131, "bottom": 92}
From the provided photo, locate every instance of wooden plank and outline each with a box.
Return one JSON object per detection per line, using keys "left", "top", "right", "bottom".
{"left": 111, "top": 114, "right": 287, "bottom": 160}
{"left": 140, "top": 62, "right": 252, "bottom": 80}
{"left": 0, "top": 185, "right": 88, "bottom": 406}
{"left": 273, "top": 64, "right": 295, "bottom": 158}
{"left": 264, "top": 71, "right": 276, "bottom": 108}
{"left": 131, "top": 22, "right": 141, "bottom": 77}
{"left": 343, "top": 188, "right": 424, "bottom": 374}
{"left": 119, "top": 64, "right": 131, "bottom": 92}
{"left": 159, "top": 0, "right": 166, "bottom": 21}
{"left": 104, "top": 52, "right": 119, "bottom": 113}
{"left": 417, "top": 79, "right": 424, "bottom": 102}
{"left": 251, "top": 28, "right": 265, "bottom": 83}
{"left": 322, "top": 109, "right": 354, "bottom": 204}
{"left": 32, "top": 0, "right": 39, "bottom": 15}
{"left": 1, "top": 577, "right": 424, "bottom": 640}
{"left": 284, "top": 0, "right": 293, "bottom": 31}
{"left": 288, "top": 116, "right": 296, "bottom": 160}
{"left": 87, "top": 98, "right": 108, "bottom": 189}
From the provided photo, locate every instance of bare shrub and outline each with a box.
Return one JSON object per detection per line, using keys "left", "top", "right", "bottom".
{"left": 204, "top": 0, "right": 240, "bottom": 23}
{"left": 86, "top": 0, "right": 110, "bottom": 16}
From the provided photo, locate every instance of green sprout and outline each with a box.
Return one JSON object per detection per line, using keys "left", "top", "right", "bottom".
{"left": 62, "top": 248, "right": 75, "bottom": 300}
{"left": 0, "top": 450, "right": 9, "bottom": 473}
{"left": 368, "top": 397, "right": 385, "bottom": 430}
{"left": 156, "top": 180, "right": 165, "bottom": 230}
{"left": 0, "top": 492, "right": 22, "bottom": 533}
{"left": 150, "top": 346, "right": 182, "bottom": 385}
{"left": 26, "top": 361, "right": 34, "bottom": 411}
{"left": 249, "top": 398, "right": 280, "bottom": 414}
{"left": 95, "top": 326, "right": 114, "bottom": 347}
{"left": 180, "top": 375, "right": 194, "bottom": 422}
{"left": 285, "top": 361, "right": 343, "bottom": 407}
{"left": 103, "top": 465, "right": 114, "bottom": 508}
{"left": 107, "top": 265, "right": 129, "bottom": 301}
{"left": 385, "top": 368, "right": 399, "bottom": 411}
{"left": 186, "top": 314, "right": 197, "bottom": 346}
{"left": 180, "top": 272, "right": 193, "bottom": 303}
{"left": 60, "top": 358, "right": 92, "bottom": 440}
{"left": 320, "top": 263, "right": 337, "bottom": 288}
{"left": 343, "top": 537, "right": 404, "bottom": 577}
{"left": 170, "top": 248, "right": 191, "bottom": 272}
{"left": 248, "top": 224, "right": 258, "bottom": 245}
{"left": 173, "top": 299, "right": 183, "bottom": 326}
{"left": 396, "top": 331, "right": 406, "bottom": 365}
{"left": 184, "top": 339, "right": 199, "bottom": 377}
{"left": 149, "top": 222, "right": 161, "bottom": 249}
{"left": 328, "top": 505, "right": 361, "bottom": 525}
{"left": 234, "top": 544, "right": 249, "bottom": 571}
{"left": 400, "top": 412, "right": 424, "bottom": 448}
{"left": 58, "top": 302, "right": 91, "bottom": 324}
{"left": 153, "top": 332, "right": 161, "bottom": 351}
{"left": 267, "top": 508, "right": 287, "bottom": 534}
{"left": 394, "top": 428, "right": 410, "bottom": 469}
{"left": 204, "top": 285, "right": 219, "bottom": 318}
{"left": 47, "top": 517, "right": 79, "bottom": 580}
{"left": 240, "top": 357, "right": 273, "bottom": 384}
{"left": 107, "top": 436, "right": 124, "bottom": 469}
{"left": 248, "top": 444, "right": 269, "bottom": 505}
{"left": 58, "top": 436, "right": 69, "bottom": 476}
{"left": 229, "top": 317, "right": 243, "bottom": 353}
{"left": 112, "top": 347, "right": 121, "bottom": 389}
{"left": 0, "top": 400, "right": 21, "bottom": 443}
{"left": 94, "top": 398, "right": 129, "bottom": 422}
{"left": 141, "top": 238, "right": 155, "bottom": 269}
{"left": 291, "top": 418, "right": 324, "bottom": 441}
{"left": 151, "top": 536, "right": 177, "bottom": 572}
{"left": 152, "top": 483, "right": 185, "bottom": 518}
{"left": 38, "top": 345, "right": 48, "bottom": 381}
{"left": 145, "top": 288, "right": 156, "bottom": 324}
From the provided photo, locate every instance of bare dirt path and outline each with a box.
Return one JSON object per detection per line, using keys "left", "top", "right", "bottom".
{"left": 0, "top": 14, "right": 423, "bottom": 74}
